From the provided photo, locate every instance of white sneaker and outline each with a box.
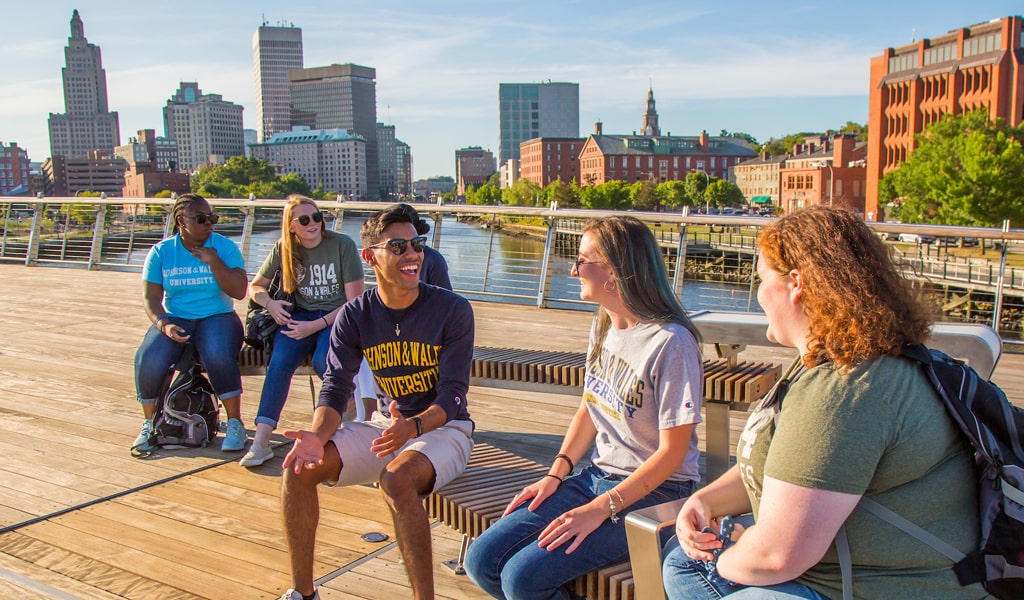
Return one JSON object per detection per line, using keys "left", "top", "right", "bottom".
{"left": 278, "top": 589, "right": 319, "bottom": 600}
{"left": 238, "top": 443, "right": 274, "bottom": 467}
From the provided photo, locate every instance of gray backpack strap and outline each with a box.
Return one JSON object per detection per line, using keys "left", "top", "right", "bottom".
{"left": 857, "top": 496, "right": 966, "bottom": 562}
{"left": 836, "top": 497, "right": 967, "bottom": 600}
{"left": 836, "top": 525, "right": 853, "bottom": 600}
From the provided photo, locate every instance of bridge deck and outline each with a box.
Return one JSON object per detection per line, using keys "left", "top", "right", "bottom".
{"left": 0, "top": 264, "right": 1020, "bottom": 599}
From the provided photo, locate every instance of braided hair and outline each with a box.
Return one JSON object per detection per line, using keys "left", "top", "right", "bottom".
{"left": 170, "top": 193, "right": 206, "bottom": 234}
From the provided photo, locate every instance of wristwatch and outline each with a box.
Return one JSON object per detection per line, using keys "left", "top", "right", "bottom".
{"left": 411, "top": 417, "right": 424, "bottom": 438}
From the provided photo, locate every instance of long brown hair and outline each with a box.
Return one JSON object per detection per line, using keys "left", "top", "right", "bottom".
{"left": 758, "top": 206, "right": 933, "bottom": 367}
{"left": 280, "top": 195, "right": 324, "bottom": 293}
{"left": 583, "top": 216, "right": 701, "bottom": 365}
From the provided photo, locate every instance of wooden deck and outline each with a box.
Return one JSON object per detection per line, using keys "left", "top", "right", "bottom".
{"left": 0, "top": 263, "right": 1022, "bottom": 599}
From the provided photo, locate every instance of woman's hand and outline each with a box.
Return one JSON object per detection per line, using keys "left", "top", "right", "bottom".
{"left": 537, "top": 499, "right": 609, "bottom": 555}
{"left": 267, "top": 299, "right": 293, "bottom": 325}
{"left": 502, "top": 475, "right": 561, "bottom": 517}
{"left": 676, "top": 495, "right": 723, "bottom": 562}
{"left": 158, "top": 320, "right": 190, "bottom": 343}
{"left": 281, "top": 318, "right": 322, "bottom": 340}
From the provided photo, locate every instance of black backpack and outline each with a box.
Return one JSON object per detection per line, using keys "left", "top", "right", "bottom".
{"left": 149, "top": 345, "right": 220, "bottom": 450}
{"left": 837, "top": 344, "right": 1024, "bottom": 600}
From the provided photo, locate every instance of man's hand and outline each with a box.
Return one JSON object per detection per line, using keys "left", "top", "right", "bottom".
{"left": 370, "top": 400, "right": 417, "bottom": 458}
{"left": 282, "top": 430, "right": 326, "bottom": 474}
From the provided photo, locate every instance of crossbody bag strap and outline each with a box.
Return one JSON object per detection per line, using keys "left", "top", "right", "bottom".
{"left": 836, "top": 525, "right": 853, "bottom": 600}
{"left": 856, "top": 496, "right": 965, "bottom": 562}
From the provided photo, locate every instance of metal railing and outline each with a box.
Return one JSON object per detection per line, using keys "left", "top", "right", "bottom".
{"left": 4, "top": 195, "right": 1024, "bottom": 340}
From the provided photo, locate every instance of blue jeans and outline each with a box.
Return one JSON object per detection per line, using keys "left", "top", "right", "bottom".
{"left": 662, "top": 544, "right": 827, "bottom": 600}
{"left": 254, "top": 309, "right": 332, "bottom": 428}
{"left": 134, "top": 312, "right": 243, "bottom": 403}
{"left": 465, "top": 465, "right": 695, "bottom": 600}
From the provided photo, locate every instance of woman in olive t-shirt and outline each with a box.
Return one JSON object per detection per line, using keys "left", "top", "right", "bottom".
{"left": 662, "top": 206, "right": 988, "bottom": 600}
{"left": 239, "top": 195, "right": 364, "bottom": 468}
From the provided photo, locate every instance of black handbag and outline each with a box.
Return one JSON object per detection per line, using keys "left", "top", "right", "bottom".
{"left": 243, "top": 271, "right": 291, "bottom": 350}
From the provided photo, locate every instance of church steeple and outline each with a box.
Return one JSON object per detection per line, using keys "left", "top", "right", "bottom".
{"left": 641, "top": 87, "right": 660, "bottom": 137}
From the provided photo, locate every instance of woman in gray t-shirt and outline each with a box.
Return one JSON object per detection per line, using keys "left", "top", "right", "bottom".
{"left": 239, "top": 195, "right": 364, "bottom": 467}
{"left": 465, "top": 215, "right": 705, "bottom": 599}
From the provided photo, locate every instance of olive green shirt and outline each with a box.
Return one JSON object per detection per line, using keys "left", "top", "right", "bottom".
{"left": 736, "top": 355, "right": 989, "bottom": 599}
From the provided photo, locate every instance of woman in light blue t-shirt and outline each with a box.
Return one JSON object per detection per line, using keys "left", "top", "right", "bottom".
{"left": 132, "top": 193, "right": 249, "bottom": 455}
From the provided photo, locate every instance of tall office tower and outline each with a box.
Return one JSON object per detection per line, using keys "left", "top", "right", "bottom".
{"left": 48, "top": 10, "right": 121, "bottom": 160}
{"left": 253, "top": 22, "right": 303, "bottom": 143}
{"left": 377, "top": 123, "right": 397, "bottom": 199}
{"left": 289, "top": 64, "right": 379, "bottom": 199}
{"left": 396, "top": 140, "right": 413, "bottom": 195}
{"left": 498, "top": 82, "right": 579, "bottom": 164}
{"left": 865, "top": 15, "right": 1023, "bottom": 220}
{"left": 163, "top": 82, "right": 245, "bottom": 172}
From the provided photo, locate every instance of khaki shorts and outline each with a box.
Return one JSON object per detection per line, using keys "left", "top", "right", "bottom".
{"left": 326, "top": 413, "right": 474, "bottom": 493}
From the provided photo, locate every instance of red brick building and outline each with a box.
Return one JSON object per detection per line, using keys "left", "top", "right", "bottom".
{"left": 778, "top": 135, "right": 867, "bottom": 214}
{"left": 866, "top": 15, "right": 1024, "bottom": 220}
{"left": 519, "top": 137, "right": 583, "bottom": 186}
{"left": 0, "top": 142, "right": 32, "bottom": 195}
{"left": 578, "top": 125, "right": 756, "bottom": 186}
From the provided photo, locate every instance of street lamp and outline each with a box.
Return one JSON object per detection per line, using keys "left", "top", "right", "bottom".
{"left": 812, "top": 161, "right": 833, "bottom": 206}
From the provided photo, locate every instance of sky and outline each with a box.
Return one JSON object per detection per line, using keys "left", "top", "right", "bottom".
{"left": 2, "top": 1, "right": 1022, "bottom": 180}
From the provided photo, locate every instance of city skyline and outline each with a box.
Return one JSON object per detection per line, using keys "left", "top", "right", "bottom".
{"left": 3, "top": 1, "right": 1021, "bottom": 183}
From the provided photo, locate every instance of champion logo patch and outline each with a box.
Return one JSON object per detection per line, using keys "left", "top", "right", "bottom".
{"left": 455, "top": 396, "right": 462, "bottom": 405}
{"left": 684, "top": 401, "right": 694, "bottom": 409}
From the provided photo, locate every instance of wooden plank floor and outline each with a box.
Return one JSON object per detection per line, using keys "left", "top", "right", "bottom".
{"left": 0, "top": 263, "right": 1021, "bottom": 599}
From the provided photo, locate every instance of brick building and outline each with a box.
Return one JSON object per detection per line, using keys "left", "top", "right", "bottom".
{"left": 866, "top": 15, "right": 1024, "bottom": 220}
{"left": 779, "top": 135, "right": 867, "bottom": 214}
{"left": 519, "top": 137, "right": 583, "bottom": 187}
{"left": 578, "top": 124, "right": 756, "bottom": 186}
{"left": 250, "top": 127, "right": 367, "bottom": 200}
{"left": 733, "top": 151, "right": 788, "bottom": 208}
{"left": 42, "top": 151, "right": 127, "bottom": 197}
{"left": 455, "top": 147, "right": 495, "bottom": 196}
{"left": 0, "top": 142, "right": 32, "bottom": 195}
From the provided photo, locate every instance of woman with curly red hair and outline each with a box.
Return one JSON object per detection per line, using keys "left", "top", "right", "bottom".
{"left": 662, "top": 206, "right": 987, "bottom": 599}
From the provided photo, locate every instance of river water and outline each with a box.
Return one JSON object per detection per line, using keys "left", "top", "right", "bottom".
{"left": 129, "top": 216, "right": 763, "bottom": 314}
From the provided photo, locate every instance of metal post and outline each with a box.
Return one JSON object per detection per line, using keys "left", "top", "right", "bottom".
{"left": 26, "top": 202, "right": 43, "bottom": 266}
{"left": 87, "top": 204, "right": 107, "bottom": 269}
{"left": 747, "top": 251, "right": 759, "bottom": 312}
{"left": 673, "top": 206, "right": 689, "bottom": 296}
{"left": 992, "top": 219, "right": 1010, "bottom": 332}
{"left": 536, "top": 216, "right": 557, "bottom": 308}
{"left": 482, "top": 223, "right": 496, "bottom": 292}
{"left": 1, "top": 200, "right": 10, "bottom": 257}
{"left": 59, "top": 204, "right": 72, "bottom": 261}
{"left": 238, "top": 206, "right": 255, "bottom": 266}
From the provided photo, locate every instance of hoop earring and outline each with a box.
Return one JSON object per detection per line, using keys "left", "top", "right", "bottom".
{"left": 604, "top": 279, "right": 616, "bottom": 292}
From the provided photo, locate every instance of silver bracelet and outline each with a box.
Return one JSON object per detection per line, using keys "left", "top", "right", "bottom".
{"left": 607, "top": 492, "right": 620, "bottom": 524}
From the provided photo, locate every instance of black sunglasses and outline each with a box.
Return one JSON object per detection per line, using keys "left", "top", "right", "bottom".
{"left": 292, "top": 212, "right": 323, "bottom": 226}
{"left": 185, "top": 212, "right": 219, "bottom": 225}
{"left": 369, "top": 236, "right": 427, "bottom": 255}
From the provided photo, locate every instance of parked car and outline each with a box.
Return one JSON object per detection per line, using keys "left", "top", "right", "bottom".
{"left": 898, "top": 233, "right": 936, "bottom": 244}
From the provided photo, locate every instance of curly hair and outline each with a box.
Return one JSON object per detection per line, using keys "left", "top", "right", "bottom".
{"left": 758, "top": 206, "right": 933, "bottom": 368}
{"left": 583, "top": 216, "right": 701, "bottom": 365}
{"left": 280, "top": 194, "right": 325, "bottom": 294}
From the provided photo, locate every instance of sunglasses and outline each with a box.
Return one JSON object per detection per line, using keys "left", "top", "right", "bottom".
{"left": 572, "top": 256, "right": 601, "bottom": 273}
{"left": 369, "top": 236, "right": 427, "bottom": 255}
{"left": 185, "top": 212, "right": 219, "bottom": 225}
{"left": 292, "top": 212, "right": 323, "bottom": 226}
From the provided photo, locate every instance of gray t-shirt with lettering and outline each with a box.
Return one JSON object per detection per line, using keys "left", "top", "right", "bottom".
{"left": 585, "top": 321, "right": 703, "bottom": 483}
{"left": 258, "top": 230, "right": 363, "bottom": 312}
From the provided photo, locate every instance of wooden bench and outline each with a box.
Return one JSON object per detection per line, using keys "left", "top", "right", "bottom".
{"left": 426, "top": 355, "right": 781, "bottom": 600}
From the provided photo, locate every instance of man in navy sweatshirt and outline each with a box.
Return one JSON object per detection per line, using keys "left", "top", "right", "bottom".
{"left": 277, "top": 205, "right": 475, "bottom": 600}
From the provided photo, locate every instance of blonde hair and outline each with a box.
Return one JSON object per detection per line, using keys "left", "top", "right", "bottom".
{"left": 279, "top": 195, "right": 324, "bottom": 293}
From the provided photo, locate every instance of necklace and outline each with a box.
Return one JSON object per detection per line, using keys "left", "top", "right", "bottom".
{"left": 388, "top": 306, "right": 410, "bottom": 338}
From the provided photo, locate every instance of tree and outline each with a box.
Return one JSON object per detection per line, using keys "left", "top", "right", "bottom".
{"left": 630, "top": 180, "right": 659, "bottom": 211}
{"left": 657, "top": 180, "right": 689, "bottom": 211}
{"left": 542, "top": 178, "right": 579, "bottom": 208}
{"left": 880, "top": 110, "right": 1024, "bottom": 226}
{"left": 684, "top": 171, "right": 713, "bottom": 206}
{"left": 191, "top": 156, "right": 303, "bottom": 198}
{"left": 704, "top": 180, "right": 745, "bottom": 208}
{"left": 838, "top": 121, "right": 868, "bottom": 142}
{"left": 465, "top": 183, "right": 502, "bottom": 205}
{"left": 503, "top": 179, "right": 541, "bottom": 207}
